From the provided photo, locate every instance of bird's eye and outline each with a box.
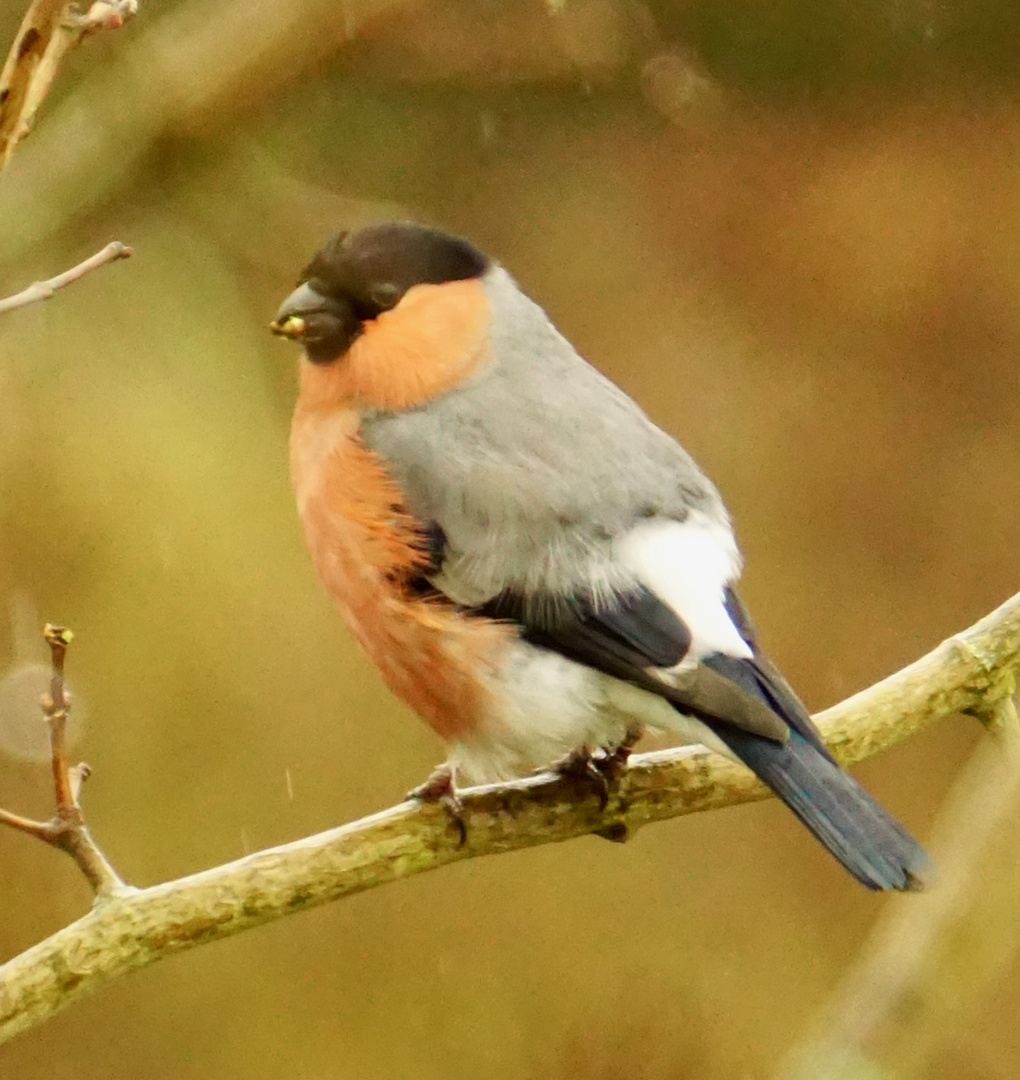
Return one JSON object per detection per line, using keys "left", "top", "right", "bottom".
{"left": 369, "top": 282, "right": 401, "bottom": 310}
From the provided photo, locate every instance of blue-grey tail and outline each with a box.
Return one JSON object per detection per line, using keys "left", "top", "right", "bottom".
{"left": 715, "top": 726, "right": 928, "bottom": 891}
{"left": 701, "top": 650, "right": 928, "bottom": 891}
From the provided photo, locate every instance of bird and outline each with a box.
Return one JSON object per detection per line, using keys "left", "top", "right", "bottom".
{"left": 270, "top": 221, "right": 928, "bottom": 891}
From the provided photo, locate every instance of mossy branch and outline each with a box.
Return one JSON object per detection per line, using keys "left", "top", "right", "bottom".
{"left": 2, "top": 590, "right": 1020, "bottom": 1045}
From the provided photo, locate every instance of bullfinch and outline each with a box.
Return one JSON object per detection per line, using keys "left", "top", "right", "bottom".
{"left": 271, "top": 221, "right": 928, "bottom": 891}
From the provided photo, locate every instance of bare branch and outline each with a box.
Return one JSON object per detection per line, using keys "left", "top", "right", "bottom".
{"left": 0, "top": 241, "right": 132, "bottom": 314}
{"left": 0, "top": 626, "right": 124, "bottom": 898}
{"left": 0, "top": 0, "right": 64, "bottom": 165}
{"left": 1, "top": 590, "right": 1020, "bottom": 1045}
{"left": 75, "top": 0, "right": 138, "bottom": 37}
{"left": 0, "top": 805, "right": 55, "bottom": 841}
{"left": 43, "top": 623, "right": 75, "bottom": 810}
{"left": 68, "top": 761, "right": 91, "bottom": 804}
{"left": 0, "top": 0, "right": 137, "bottom": 169}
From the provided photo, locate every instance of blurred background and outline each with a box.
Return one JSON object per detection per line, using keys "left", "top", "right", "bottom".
{"left": 1, "top": 0, "right": 1019, "bottom": 1076}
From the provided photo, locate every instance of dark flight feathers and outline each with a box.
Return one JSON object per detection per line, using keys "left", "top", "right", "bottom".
{"left": 421, "top": 523, "right": 928, "bottom": 890}
{"left": 478, "top": 586, "right": 791, "bottom": 744}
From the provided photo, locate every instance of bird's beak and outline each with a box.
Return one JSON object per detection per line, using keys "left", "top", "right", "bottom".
{"left": 269, "top": 281, "right": 362, "bottom": 364}
{"left": 269, "top": 281, "right": 328, "bottom": 338}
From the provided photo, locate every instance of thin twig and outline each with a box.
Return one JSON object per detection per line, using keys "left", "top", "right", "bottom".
{"left": 0, "top": 626, "right": 124, "bottom": 897}
{"left": 2, "top": 590, "right": 1020, "bottom": 1045}
{"left": 75, "top": 0, "right": 138, "bottom": 37}
{"left": 0, "top": 0, "right": 138, "bottom": 169}
{"left": 68, "top": 762, "right": 91, "bottom": 803}
{"left": 0, "top": 241, "right": 132, "bottom": 315}
{"left": 0, "top": 806, "right": 54, "bottom": 840}
{"left": 43, "top": 624, "right": 74, "bottom": 811}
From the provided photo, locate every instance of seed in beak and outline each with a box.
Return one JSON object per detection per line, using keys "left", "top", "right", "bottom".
{"left": 269, "top": 315, "right": 306, "bottom": 338}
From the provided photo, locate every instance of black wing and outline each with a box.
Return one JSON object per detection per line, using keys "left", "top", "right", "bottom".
{"left": 419, "top": 523, "right": 927, "bottom": 890}
{"left": 475, "top": 583, "right": 791, "bottom": 745}
{"left": 414, "top": 523, "right": 798, "bottom": 744}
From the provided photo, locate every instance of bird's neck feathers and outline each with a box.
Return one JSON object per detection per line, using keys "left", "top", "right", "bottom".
{"left": 295, "top": 278, "right": 492, "bottom": 414}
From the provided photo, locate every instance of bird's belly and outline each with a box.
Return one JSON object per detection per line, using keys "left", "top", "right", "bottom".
{"left": 289, "top": 410, "right": 721, "bottom": 782}
{"left": 291, "top": 410, "right": 511, "bottom": 742}
{"left": 446, "top": 639, "right": 633, "bottom": 783}
{"left": 448, "top": 639, "right": 738, "bottom": 784}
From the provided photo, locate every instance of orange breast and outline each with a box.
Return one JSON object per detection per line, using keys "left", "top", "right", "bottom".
{"left": 289, "top": 405, "right": 511, "bottom": 741}
{"left": 294, "top": 277, "right": 492, "bottom": 413}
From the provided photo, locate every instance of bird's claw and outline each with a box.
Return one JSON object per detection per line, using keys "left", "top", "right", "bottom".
{"left": 545, "top": 745, "right": 613, "bottom": 810}
{"left": 597, "top": 725, "right": 642, "bottom": 783}
{"left": 542, "top": 727, "right": 641, "bottom": 841}
{"left": 545, "top": 725, "right": 641, "bottom": 803}
{"left": 407, "top": 764, "right": 467, "bottom": 847}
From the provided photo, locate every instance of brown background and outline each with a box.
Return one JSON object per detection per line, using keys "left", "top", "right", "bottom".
{"left": 1, "top": 0, "right": 1018, "bottom": 1076}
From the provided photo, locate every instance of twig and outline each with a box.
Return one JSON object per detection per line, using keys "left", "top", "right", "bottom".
{"left": 75, "top": 0, "right": 138, "bottom": 36}
{"left": 0, "top": 0, "right": 138, "bottom": 169}
{"left": 2, "top": 591, "right": 1020, "bottom": 1045}
{"left": 0, "top": 625, "right": 124, "bottom": 897}
{"left": 0, "top": 241, "right": 132, "bottom": 314}
{"left": 44, "top": 623, "right": 75, "bottom": 809}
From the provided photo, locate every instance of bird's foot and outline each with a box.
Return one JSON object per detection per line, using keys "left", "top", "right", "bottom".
{"left": 545, "top": 745, "right": 612, "bottom": 809}
{"left": 407, "top": 764, "right": 466, "bottom": 847}
{"left": 597, "top": 724, "right": 643, "bottom": 783}
{"left": 542, "top": 727, "right": 642, "bottom": 843}
{"left": 591, "top": 726, "right": 642, "bottom": 842}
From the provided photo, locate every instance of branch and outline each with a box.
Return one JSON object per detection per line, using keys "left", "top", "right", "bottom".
{"left": 0, "top": 0, "right": 137, "bottom": 169}
{"left": 0, "top": 241, "right": 132, "bottom": 314}
{"left": 0, "top": 626, "right": 124, "bottom": 896}
{"left": 2, "top": 591, "right": 1020, "bottom": 1045}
